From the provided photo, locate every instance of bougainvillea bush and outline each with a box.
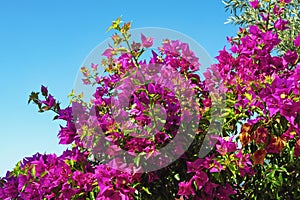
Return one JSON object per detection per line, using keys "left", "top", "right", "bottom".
{"left": 1, "top": 0, "right": 300, "bottom": 199}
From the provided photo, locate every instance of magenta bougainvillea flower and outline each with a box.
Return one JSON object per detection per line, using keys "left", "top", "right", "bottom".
{"left": 294, "top": 33, "right": 300, "bottom": 47}
{"left": 216, "top": 137, "right": 237, "bottom": 156}
{"left": 274, "top": 18, "right": 289, "bottom": 30}
{"left": 2, "top": 0, "right": 300, "bottom": 198}
{"left": 177, "top": 181, "right": 196, "bottom": 197}
{"left": 249, "top": 0, "right": 259, "bottom": 9}
{"left": 141, "top": 34, "right": 154, "bottom": 48}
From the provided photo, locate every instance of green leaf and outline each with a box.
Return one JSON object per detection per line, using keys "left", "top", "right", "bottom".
{"left": 132, "top": 182, "right": 140, "bottom": 188}
{"left": 28, "top": 92, "right": 39, "bottom": 104}
{"left": 133, "top": 154, "right": 141, "bottom": 166}
{"left": 31, "top": 165, "right": 36, "bottom": 177}
{"left": 40, "top": 171, "right": 48, "bottom": 178}
{"left": 21, "top": 183, "right": 27, "bottom": 192}
{"left": 245, "top": 93, "right": 252, "bottom": 101}
{"left": 106, "top": 16, "right": 122, "bottom": 32}
{"left": 89, "top": 191, "right": 95, "bottom": 200}
{"left": 193, "top": 180, "right": 198, "bottom": 191}
{"left": 132, "top": 78, "right": 142, "bottom": 86}
{"left": 142, "top": 186, "right": 152, "bottom": 195}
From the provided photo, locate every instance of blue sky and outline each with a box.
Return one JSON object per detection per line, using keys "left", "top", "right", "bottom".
{"left": 0, "top": 0, "right": 238, "bottom": 176}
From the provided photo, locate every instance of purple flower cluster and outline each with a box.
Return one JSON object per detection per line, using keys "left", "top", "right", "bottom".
{"left": 2, "top": 2, "right": 300, "bottom": 198}
{"left": 0, "top": 149, "right": 96, "bottom": 200}
{"left": 0, "top": 147, "right": 140, "bottom": 200}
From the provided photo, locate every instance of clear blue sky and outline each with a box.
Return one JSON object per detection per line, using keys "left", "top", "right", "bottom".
{"left": 0, "top": 0, "right": 238, "bottom": 176}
